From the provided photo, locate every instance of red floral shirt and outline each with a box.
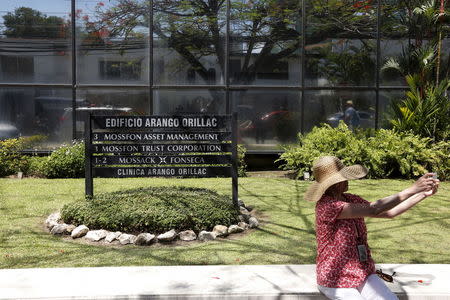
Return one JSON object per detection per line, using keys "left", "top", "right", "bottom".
{"left": 315, "top": 193, "right": 375, "bottom": 288}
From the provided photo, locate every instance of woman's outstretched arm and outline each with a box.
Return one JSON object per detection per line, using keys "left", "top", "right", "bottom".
{"left": 374, "top": 182, "right": 439, "bottom": 218}
{"left": 337, "top": 173, "right": 438, "bottom": 219}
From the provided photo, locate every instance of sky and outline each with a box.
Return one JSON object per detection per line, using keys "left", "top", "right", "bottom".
{"left": 0, "top": 0, "right": 106, "bottom": 20}
{"left": 1, "top": 0, "right": 71, "bottom": 16}
{"left": 0, "top": 0, "right": 112, "bottom": 32}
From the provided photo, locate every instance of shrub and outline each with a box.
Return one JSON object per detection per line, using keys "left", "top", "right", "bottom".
{"left": 279, "top": 122, "right": 450, "bottom": 180}
{"left": 365, "top": 130, "right": 442, "bottom": 179}
{"left": 278, "top": 122, "right": 367, "bottom": 178}
{"left": 38, "top": 141, "right": 85, "bottom": 178}
{"left": 238, "top": 144, "right": 247, "bottom": 177}
{"left": 61, "top": 186, "right": 239, "bottom": 233}
{"left": 26, "top": 156, "right": 48, "bottom": 178}
{"left": 0, "top": 136, "right": 46, "bottom": 177}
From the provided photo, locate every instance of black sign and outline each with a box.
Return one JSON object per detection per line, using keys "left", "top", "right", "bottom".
{"left": 85, "top": 113, "right": 238, "bottom": 209}
{"left": 92, "top": 132, "right": 232, "bottom": 142}
{"left": 92, "top": 155, "right": 232, "bottom": 166}
{"left": 93, "top": 166, "right": 232, "bottom": 178}
{"left": 91, "top": 143, "right": 232, "bottom": 154}
{"left": 93, "top": 115, "right": 231, "bottom": 130}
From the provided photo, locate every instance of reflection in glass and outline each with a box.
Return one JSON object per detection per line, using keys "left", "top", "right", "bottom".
{"left": 153, "top": 1, "right": 226, "bottom": 85}
{"left": 379, "top": 89, "right": 407, "bottom": 129}
{"left": 379, "top": 1, "right": 411, "bottom": 86}
{"left": 75, "top": 88, "right": 149, "bottom": 137}
{"left": 303, "top": 90, "right": 375, "bottom": 132}
{"left": 380, "top": 39, "right": 410, "bottom": 86}
{"left": 230, "top": 0, "right": 302, "bottom": 86}
{"left": 232, "top": 90, "right": 300, "bottom": 150}
{"left": 76, "top": 0, "right": 149, "bottom": 84}
{"left": 305, "top": 0, "right": 377, "bottom": 86}
{"left": 0, "top": 1, "right": 71, "bottom": 83}
{"left": 0, "top": 87, "right": 72, "bottom": 145}
{"left": 153, "top": 90, "right": 226, "bottom": 115}
{"left": 380, "top": 1, "right": 450, "bottom": 86}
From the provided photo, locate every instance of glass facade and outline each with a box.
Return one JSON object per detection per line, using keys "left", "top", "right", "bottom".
{"left": 0, "top": 0, "right": 449, "bottom": 152}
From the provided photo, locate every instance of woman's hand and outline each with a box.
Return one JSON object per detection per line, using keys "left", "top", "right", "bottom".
{"left": 423, "top": 179, "right": 439, "bottom": 197}
{"left": 407, "top": 173, "right": 436, "bottom": 195}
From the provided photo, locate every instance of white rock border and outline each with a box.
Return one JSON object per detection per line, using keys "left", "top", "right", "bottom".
{"left": 45, "top": 199, "right": 259, "bottom": 246}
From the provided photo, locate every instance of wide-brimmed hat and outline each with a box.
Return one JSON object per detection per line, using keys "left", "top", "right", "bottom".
{"left": 304, "top": 156, "right": 368, "bottom": 202}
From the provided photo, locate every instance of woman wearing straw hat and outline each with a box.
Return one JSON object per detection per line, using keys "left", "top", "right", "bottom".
{"left": 304, "top": 156, "right": 439, "bottom": 300}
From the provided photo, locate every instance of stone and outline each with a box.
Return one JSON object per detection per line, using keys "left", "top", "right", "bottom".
{"left": 238, "top": 214, "right": 250, "bottom": 223}
{"left": 45, "top": 212, "right": 61, "bottom": 229}
{"left": 46, "top": 220, "right": 58, "bottom": 230}
{"left": 179, "top": 230, "right": 197, "bottom": 241}
{"left": 248, "top": 217, "right": 259, "bottom": 228}
{"left": 85, "top": 230, "right": 108, "bottom": 242}
{"left": 245, "top": 205, "right": 254, "bottom": 212}
{"left": 118, "top": 233, "right": 136, "bottom": 245}
{"left": 212, "top": 225, "right": 228, "bottom": 237}
{"left": 228, "top": 225, "right": 244, "bottom": 234}
{"left": 66, "top": 225, "right": 76, "bottom": 234}
{"left": 198, "top": 231, "right": 216, "bottom": 242}
{"left": 50, "top": 224, "right": 69, "bottom": 235}
{"left": 71, "top": 225, "right": 89, "bottom": 238}
{"left": 157, "top": 229, "right": 177, "bottom": 242}
{"left": 105, "top": 231, "right": 121, "bottom": 243}
{"left": 135, "top": 233, "right": 156, "bottom": 246}
{"left": 238, "top": 199, "right": 245, "bottom": 207}
{"left": 238, "top": 222, "right": 249, "bottom": 230}
{"left": 240, "top": 207, "right": 250, "bottom": 215}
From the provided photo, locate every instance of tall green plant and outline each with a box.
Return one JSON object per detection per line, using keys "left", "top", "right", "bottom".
{"left": 390, "top": 74, "right": 450, "bottom": 141}
{"left": 383, "top": 0, "right": 450, "bottom": 141}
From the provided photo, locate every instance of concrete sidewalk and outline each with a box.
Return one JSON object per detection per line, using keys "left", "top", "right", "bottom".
{"left": 1, "top": 264, "right": 449, "bottom": 299}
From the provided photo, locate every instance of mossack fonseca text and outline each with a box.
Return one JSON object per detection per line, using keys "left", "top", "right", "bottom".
{"left": 104, "top": 117, "right": 219, "bottom": 128}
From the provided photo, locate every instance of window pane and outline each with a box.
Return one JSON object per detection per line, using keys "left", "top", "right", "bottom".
{"left": 75, "top": 88, "right": 149, "bottom": 137}
{"left": 153, "top": 90, "right": 226, "bottom": 115}
{"left": 305, "top": 0, "right": 377, "bottom": 87}
{"left": 0, "top": 87, "right": 72, "bottom": 146}
{"left": 76, "top": 0, "right": 149, "bottom": 85}
{"left": 379, "top": 1, "right": 410, "bottom": 86}
{"left": 379, "top": 89, "right": 406, "bottom": 128}
{"left": 232, "top": 90, "right": 301, "bottom": 151}
{"left": 0, "top": 1, "right": 71, "bottom": 83}
{"left": 380, "top": 1, "right": 450, "bottom": 86}
{"left": 153, "top": 1, "right": 226, "bottom": 85}
{"left": 303, "top": 90, "right": 376, "bottom": 132}
{"left": 230, "top": 0, "right": 302, "bottom": 86}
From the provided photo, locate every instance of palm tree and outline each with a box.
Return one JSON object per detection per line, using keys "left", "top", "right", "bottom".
{"left": 382, "top": 0, "right": 450, "bottom": 141}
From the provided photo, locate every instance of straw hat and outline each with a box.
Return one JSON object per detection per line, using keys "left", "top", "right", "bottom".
{"left": 345, "top": 100, "right": 354, "bottom": 106}
{"left": 304, "top": 156, "right": 368, "bottom": 202}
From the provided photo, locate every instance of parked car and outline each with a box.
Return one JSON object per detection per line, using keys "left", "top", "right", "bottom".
{"left": 326, "top": 111, "right": 374, "bottom": 128}
{"left": 0, "top": 123, "right": 20, "bottom": 140}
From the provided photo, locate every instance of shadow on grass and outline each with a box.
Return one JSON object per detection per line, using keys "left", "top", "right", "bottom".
{"left": 1, "top": 222, "right": 317, "bottom": 268}
{"left": 2, "top": 177, "right": 448, "bottom": 270}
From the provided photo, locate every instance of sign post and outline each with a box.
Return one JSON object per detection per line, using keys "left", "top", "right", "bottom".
{"left": 84, "top": 113, "right": 93, "bottom": 198}
{"left": 84, "top": 114, "right": 238, "bottom": 208}
{"left": 231, "top": 112, "right": 238, "bottom": 209}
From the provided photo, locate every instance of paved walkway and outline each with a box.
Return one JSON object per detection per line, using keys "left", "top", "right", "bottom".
{"left": 1, "top": 264, "right": 449, "bottom": 299}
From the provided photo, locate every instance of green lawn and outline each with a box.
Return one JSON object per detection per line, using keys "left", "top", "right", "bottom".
{"left": 0, "top": 176, "right": 449, "bottom": 269}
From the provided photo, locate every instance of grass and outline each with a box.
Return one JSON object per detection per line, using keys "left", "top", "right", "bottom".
{"left": 0, "top": 176, "right": 449, "bottom": 269}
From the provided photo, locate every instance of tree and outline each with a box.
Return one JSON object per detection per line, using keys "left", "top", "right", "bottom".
{"left": 83, "top": 0, "right": 302, "bottom": 85}
{"left": 2, "top": 7, "right": 68, "bottom": 39}
{"left": 382, "top": 0, "right": 450, "bottom": 141}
